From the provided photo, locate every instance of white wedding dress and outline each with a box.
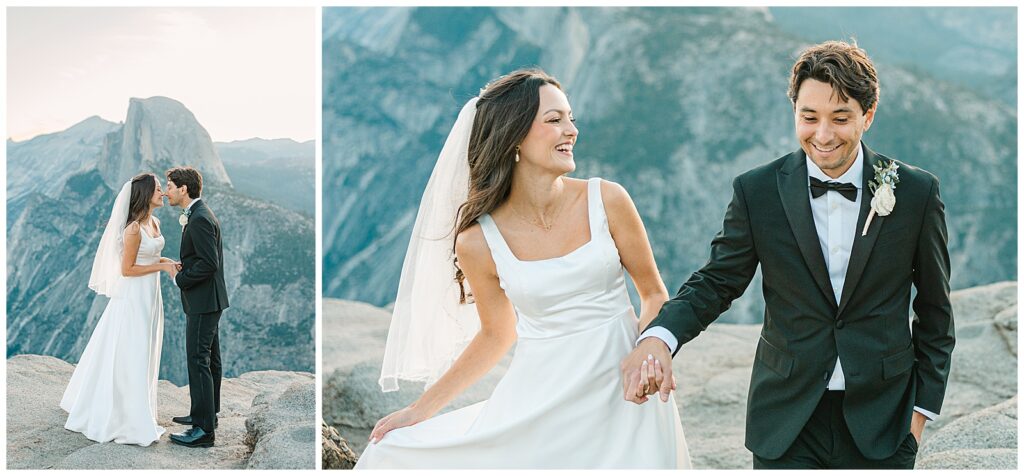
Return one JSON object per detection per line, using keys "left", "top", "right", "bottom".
{"left": 357, "top": 178, "right": 691, "bottom": 469}
{"left": 60, "top": 222, "right": 166, "bottom": 446}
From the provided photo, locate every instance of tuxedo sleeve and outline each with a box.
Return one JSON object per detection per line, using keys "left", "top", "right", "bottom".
{"left": 176, "top": 216, "right": 220, "bottom": 290}
{"left": 637, "top": 326, "right": 679, "bottom": 353}
{"left": 646, "top": 176, "right": 760, "bottom": 357}
{"left": 910, "top": 176, "right": 955, "bottom": 415}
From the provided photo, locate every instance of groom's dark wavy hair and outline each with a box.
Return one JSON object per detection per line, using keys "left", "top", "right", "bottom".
{"left": 166, "top": 166, "right": 203, "bottom": 199}
{"left": 126, "top": 173, "right": 157, "bottom": 227}
{"left": 788, "top": 40, "right": 880, "bottom": 114}
{"left": 452, "top": 68, "right": 562, "bottom": 304}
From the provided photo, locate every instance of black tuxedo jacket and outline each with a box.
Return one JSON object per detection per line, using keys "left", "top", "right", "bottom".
{"left": 648, "top": 144, "right": 954, "bottom": 460}
{"left": 177, "top": 199, "right": 230, "bottom": 315}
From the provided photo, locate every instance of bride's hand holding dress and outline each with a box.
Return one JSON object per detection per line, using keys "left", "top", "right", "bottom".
{"left": 358, "top": 74, "right": 690, "bottom": 468}
{"left": 369, "top": 225, "right": 517, "bottom": 443}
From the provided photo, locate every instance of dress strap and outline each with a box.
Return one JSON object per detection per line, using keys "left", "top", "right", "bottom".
{"left": 586, "top": 177, "right": 606, "bottom": 234}
{"left": 477, "top": 214, "right": 514, "bottom": 261}
{"left": 476, "top": 214, "right": 514, "bottom": 291}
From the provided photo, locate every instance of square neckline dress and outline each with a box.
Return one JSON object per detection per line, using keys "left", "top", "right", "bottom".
{"left": 356, "top": 178, "right": 690, "bottom": 469}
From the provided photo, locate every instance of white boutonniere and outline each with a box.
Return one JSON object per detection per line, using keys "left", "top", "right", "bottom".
{"left": 861, "top": 160, "right": 900, "bottom": 236}
{"left": 179, "top": 209, "right": 191, "bottom": 230}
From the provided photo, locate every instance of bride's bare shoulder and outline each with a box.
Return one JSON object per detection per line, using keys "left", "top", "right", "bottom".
{"left": 598, "top": 179, "right": 633, "bottom": 211}
{"left": 454, "top": 223, "right": 488, "bottom": 261}
{"left": 456, "top": 223, "right": 499, "bottom": 280}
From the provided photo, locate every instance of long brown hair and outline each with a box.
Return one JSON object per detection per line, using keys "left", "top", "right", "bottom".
{"left": 126, "top": 173, "right": 157, "bottom": 227}
{"left": 453, "top": 68, "right": 563, "bottom": 303}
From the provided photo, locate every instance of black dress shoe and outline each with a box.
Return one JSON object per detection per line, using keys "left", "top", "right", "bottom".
{"left": 172, "top": 415, "right": 218, "bottom": 428}
{"left": 172, "top": 415, "right": 192, "bottom": 425}
{"left": 170, "top": 427, "right": 215, "bottom": 448}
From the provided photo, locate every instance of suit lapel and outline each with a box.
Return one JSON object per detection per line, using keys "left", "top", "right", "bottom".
{"left": 777, "top": 150, "right": 838, "bottom": 309}
{"left": 183, "top": 200, "right": 205, "bottom": 232}
{"left": 180, "top": 201, "right": 202, "bottom": 259}
{"left": 837, "top": 144, "right": 886, "bottom": 317}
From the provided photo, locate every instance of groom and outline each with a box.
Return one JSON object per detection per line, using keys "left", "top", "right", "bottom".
{"left": 623, "top": 41, "right": 954, "bottom": 469}
{"left": 165, "top": 166, "right": 230, "bottom": 448}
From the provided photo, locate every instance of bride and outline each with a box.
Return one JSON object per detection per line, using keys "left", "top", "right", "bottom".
{"left": 60, "top": 173, "right": 179, "bottom": 446}
{"left": 356, "top": 69, "right": 691, "bottom": 469}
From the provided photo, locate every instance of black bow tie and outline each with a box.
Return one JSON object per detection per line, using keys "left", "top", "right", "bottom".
{"left": 809, "top": 176, "right": 858, "bottom": 202}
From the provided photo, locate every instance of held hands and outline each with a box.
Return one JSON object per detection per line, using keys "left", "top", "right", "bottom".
{"left": 621, "top": 337, "right": 675, "bottom": 404}
{"left": 162, "top": 260, "right": 181, "bottom": 280}
{"left": 368, "top": 404, "right": 432, "bottom": 444}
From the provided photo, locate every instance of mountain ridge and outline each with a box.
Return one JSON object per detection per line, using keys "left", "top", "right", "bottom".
{"left": 6, "top": 97, "right": 315, "bottom": 385}
{"left": 321, "top": 7, "right": 1016, "bottom": 321}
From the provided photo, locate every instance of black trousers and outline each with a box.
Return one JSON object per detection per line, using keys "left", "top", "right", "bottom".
{"left": 753, "top": 391, "right": 918, "bottom": 469}
{"left": 186, "top": 311, "right": 222, "bottom": 432}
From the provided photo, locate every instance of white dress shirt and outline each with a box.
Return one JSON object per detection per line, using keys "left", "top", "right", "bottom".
{"left": 640, "top": 145, "right": 937, "bottom": 420}
{"left": 808, "top": 146, "right": 862, "bottom": 393}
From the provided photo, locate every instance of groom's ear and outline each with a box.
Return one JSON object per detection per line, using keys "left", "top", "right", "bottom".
{"left": 863, "top": 105, "right": 877, "bottom": 131}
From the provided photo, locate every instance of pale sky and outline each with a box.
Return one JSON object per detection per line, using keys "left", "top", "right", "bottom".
{"left": 7, "top": 7, "right": 316, "bottom": 142}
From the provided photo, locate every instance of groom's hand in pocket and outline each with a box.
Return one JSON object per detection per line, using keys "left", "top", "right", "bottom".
{"left": 621, "top": 337, "right": 674, "bottom": 404}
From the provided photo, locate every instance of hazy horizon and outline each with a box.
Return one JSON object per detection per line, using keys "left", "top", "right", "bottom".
{"left": 7, "top": 7, "right": 316, "bottom": 142}
{"left": 5, "top": 108, "right": 317, "bottom": 145}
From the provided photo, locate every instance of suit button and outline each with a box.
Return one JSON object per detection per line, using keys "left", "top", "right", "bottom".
{"left": 836, "top": 320, "right": 845, "bottom": 329}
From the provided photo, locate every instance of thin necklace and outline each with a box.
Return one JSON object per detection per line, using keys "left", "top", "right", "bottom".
{"left": 510, "top": 198, "right": 566, "bottom": 232}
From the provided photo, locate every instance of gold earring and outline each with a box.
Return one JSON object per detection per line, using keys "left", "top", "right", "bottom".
{"left": 515, "top": 146, "right": 520, "bottom": 163}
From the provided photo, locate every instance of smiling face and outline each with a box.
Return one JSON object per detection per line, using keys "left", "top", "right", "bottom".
{"left": 150, "top": 180, "right": 165, "bottom": 209}
{"left": 517, "top": 84, "right": 578, "bottom": 175}
{"left": 794, "top": 78, "right": 876, "bottom": 179}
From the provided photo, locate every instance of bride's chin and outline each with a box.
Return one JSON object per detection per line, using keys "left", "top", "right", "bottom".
{"left": 546, "top": 158, "right": 575, "bottom": 175}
